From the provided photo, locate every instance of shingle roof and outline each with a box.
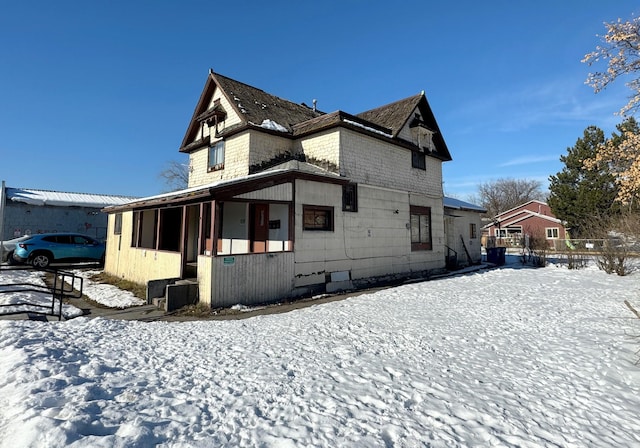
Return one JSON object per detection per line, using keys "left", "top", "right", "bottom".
{"left": 213, "top": 72, "right": 323, "bottom": 132}
{"left": 356, "top": 94, "right": 423, "bottom": 137}
{"left": 180, "top": 71, "right": 452, "bottom": 161}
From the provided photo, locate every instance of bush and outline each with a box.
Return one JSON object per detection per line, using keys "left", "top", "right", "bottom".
{"left": 520, "top": 230, "right": 548, "bottom": 267}
{"left": 596, "top": 238, "right": 633, "bottom": 276}
{"left": 565, "top": 251, "right": 589, "bottom": 270}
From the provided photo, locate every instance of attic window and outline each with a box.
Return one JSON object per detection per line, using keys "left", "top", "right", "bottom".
{"left": 197, "top": 100, "right": 227, "bottom": 125}
{"left": 409, "top": 114, "right": 435, "bottom": 152}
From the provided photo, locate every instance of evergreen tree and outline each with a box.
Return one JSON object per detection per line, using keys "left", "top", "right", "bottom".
{"left": 548, "top": 126, "right": 619, "bottom": 237}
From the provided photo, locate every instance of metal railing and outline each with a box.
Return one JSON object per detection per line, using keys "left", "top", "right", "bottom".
{"left": 0, "top": 267, "right": 83, "bottom": 321}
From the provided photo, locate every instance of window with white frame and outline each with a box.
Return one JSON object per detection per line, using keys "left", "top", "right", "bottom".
{"left": 546, "top": 227, "right": 559, "bottom": 239}
{"left": 208, "top": 140, "right": 225, "bottom": 171}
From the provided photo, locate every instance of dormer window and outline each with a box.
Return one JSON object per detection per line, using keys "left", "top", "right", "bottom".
{"left": 197, "top": 99, "right": 227, "bottom": 133}
{"left": 409, "top": 114, "right": 435, "bottom": 152}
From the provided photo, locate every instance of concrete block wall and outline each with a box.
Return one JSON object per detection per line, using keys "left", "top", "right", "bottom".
{"left": 3, "top": 203, "right": 109, "bottom": 240}
{"left": 293, "top": 179, "right": 445, "bottom": 290}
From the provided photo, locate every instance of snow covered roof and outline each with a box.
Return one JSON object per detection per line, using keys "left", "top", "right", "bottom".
{"left": 5, "top": 187, "right": 137, "bottom": 208}
{"left": 105, "top": 161, "right": 345, "bottom": 212}
{"left": 444, "top": 197, "right": 486, "bottom": 213}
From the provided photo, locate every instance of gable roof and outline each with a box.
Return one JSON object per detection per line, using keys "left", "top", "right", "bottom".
{"left": 357, "top": 94, "right": 422, "bottom": 137}
{"left": 483, "top": 205, "right": 563, "bottom": 230}
{"left": 213, "top": 72, "right": 323, "bottom": 132}
{"left": 180, "top": 70, "right": 323, "bottom": 152}
{"left": 180, "top": 70, "right": 453, "bottom": 161}
{"left": 494, "top": 200, "right": 549, "bottom": 219}
{"left": 357, "top": 93, "right": 452, "bottom": 161}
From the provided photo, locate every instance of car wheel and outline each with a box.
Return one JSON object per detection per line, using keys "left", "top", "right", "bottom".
{"left": 31, "top": 253, "right": 51, "bottom": 268}
{"left": 6, "top": 251, "right": 16, "bottom": 265}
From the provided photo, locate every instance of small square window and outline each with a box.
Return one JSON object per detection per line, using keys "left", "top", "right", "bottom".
{"left": 546, "top": 228, "right": 559, "bottom": 239}
{"left": 342, "top": 184, "right": 358, "bottom": 212}
{"left": 303, "top": 205, "right": 334, "bottom": 231}
{"left": 412, "top": 151, "right": 426, "bottom": 170}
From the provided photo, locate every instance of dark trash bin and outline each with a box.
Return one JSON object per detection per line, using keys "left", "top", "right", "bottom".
{"left": 486, "top": 247, "right": 506, "bottom": 266}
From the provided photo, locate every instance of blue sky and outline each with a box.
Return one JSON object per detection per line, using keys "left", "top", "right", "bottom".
{"left": 1, "top": 1, "right": 639, "bottom": 200}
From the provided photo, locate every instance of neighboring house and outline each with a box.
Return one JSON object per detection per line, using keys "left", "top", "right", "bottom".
{"left": 444, "top": 197, "right": 486, "bottom": 267}
{"left": 483, "top": 200, "right": 568, "bottom": 249}
{"left": 103, "top": 69, "right": 483, "bottom": 309}
{"left": 0, "top": 184, "right": 135, "bottom": 241}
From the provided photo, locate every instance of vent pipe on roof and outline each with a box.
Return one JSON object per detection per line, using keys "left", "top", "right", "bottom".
{"left": 313, "top": 99, "right": 317, "bottom": 112}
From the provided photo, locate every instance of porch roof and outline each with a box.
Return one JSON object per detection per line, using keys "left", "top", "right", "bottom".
{"left": 103, "top": 161, "right": 348, "bottom": 212}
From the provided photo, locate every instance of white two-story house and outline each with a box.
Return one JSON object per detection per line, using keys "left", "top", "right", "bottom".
{"left": 103, "top": 69, "right": 472, "bottom": 309}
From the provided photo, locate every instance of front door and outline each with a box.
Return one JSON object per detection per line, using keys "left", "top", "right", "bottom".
{"left": 251, "top": 204, "right": 269, "bottom": 253}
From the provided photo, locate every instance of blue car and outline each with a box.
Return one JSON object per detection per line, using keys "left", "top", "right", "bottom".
{"left": 13, "top": 233, "right": 106, "bottom": 268}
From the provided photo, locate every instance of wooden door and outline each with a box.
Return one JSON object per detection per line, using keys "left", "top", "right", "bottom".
{"left": 252, "top": 204, "right": 269, "bottom": 253}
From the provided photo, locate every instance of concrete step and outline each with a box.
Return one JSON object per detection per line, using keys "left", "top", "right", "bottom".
{"left": 152, "top": 297, "right": 166, "bottom": 310}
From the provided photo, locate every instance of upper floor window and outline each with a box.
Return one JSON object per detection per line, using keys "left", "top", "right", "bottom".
{"left": 303, "top": 205, "right": 334, "bottom": 231}
{"left": 411, "top": 151, "right": 426, "bottom": 170}
{"left": 410, "top": 205, "right": 432, "bottom": 250}
{"left": 470, "top": 223, "right": 477, "bottom": 239}
{"left": 208, "top": 140, "right": 225, "bottom": 171}
{"left": 342, "top": 184, "right": 358, "bottom": 212}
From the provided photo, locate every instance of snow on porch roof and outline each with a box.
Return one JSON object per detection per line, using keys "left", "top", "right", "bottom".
{"left": 444, "top": 196, "right": 486, "bottom": 213}
{"left": 6, "top": 187, "right": 137, "bottom": 208}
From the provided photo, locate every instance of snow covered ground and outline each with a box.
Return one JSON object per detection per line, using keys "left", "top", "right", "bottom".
{"left": 0, "top": 268, "right": 144, "bottom": 318}
{"left": 0, "top": 259, "right": 639, "bottom": 447}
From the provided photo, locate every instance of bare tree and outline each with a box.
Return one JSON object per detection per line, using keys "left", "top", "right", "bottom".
{"left": 158, "top": 160, "right": 189, "bottom": 192}
{"left": 477, "top": 178, "right": 546, "bottom": 218}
